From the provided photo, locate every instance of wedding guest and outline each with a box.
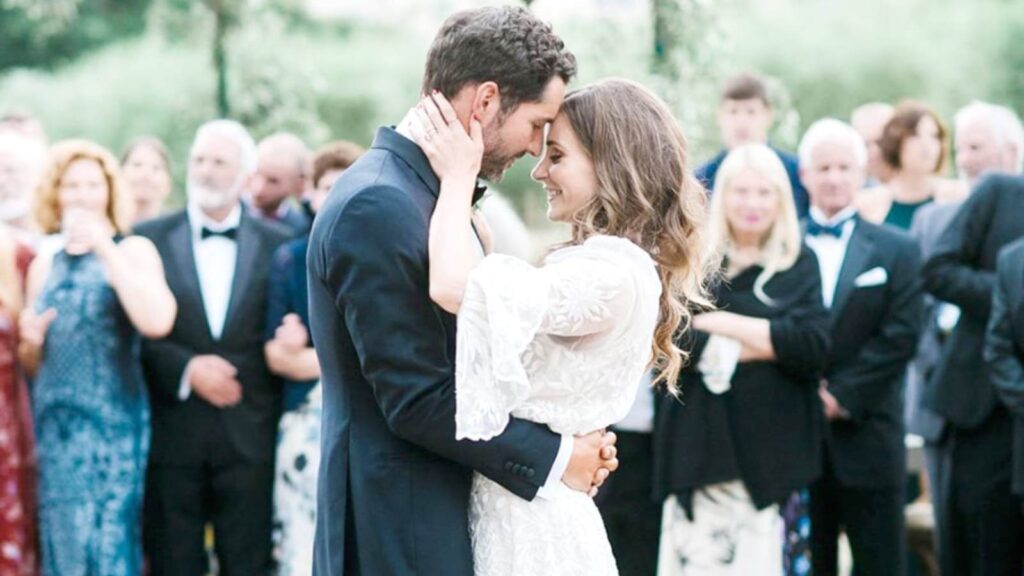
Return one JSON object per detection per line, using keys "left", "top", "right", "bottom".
{"left": 905, "top": 100, "right": 1024, "bottom": 560}
{"left": 695, "top": 73, "right": 808, "bottom": 218}
{"left": 0, "top": 113, "right": 48, "bottom": 237}
{"left": 266, "top": 140, "right": 362, "bottom": 575}
{"left": 121, "top": 137, "right": 173, "bottom": 224}
{"left": 19, "top": 139, "right": 176, "bottom": 574}
{"left": 799, "top": 119, "right": 923, "bottom": 576}
{"left": 0, "top": 223, "right": 36, "bottom": 575}
{"left": 922, "top": 172, "right": 1024, "bottom": 575}
{"left": 598, "top": 371, "right": 661, "bottom": 576}
{"left": 851, "top": 102, "right": 895, "bottom": 186}
{"left": 137, "top": 120, "right": 290, "bottom": 575}
{"left": 985, "top": 238, "right": 1024, "bottom": 508}
{"left": 0, "top": 113, "right": 47, "bottom": 145}
{"left": 0, "top": 132, "right": 45, "bottom": 238}
{"left": 250, "top": 132, "right": 312, "bottom": 236}
{"left": 857, "top": 101, "right": 963, "bottom": 230}
{"left": 655, "top": 143, "right": 829, "bottom": 576}
{"left": 952, "top": 101, "right": 1023, "bottom": 190}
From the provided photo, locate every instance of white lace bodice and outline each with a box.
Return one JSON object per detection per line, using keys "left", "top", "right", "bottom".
{"left": 455, "top": 234, "right": 662, "bottom": 440}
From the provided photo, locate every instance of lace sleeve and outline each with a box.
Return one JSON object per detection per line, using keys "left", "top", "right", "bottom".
{"left": 454, "top": 238, "right": 645, "bottom": 440}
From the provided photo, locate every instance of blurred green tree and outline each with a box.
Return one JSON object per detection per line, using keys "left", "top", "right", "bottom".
{"left": 154, "top": 0, "right": 313, "bottom": 116}
{"left": 0, "top": 0, "right": 153, "bottom": 71}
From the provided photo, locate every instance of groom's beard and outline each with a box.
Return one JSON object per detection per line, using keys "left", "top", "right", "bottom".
{"left": 479, "top": 114, "right": 523, "bottom": 183}
{"left": 479, "top": 149, "right": 521, "bottom": 183}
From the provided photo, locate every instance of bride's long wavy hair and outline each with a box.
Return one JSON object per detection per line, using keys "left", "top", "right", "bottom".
{"left": 557, "top": 78, "right": 713, "bottom": 391}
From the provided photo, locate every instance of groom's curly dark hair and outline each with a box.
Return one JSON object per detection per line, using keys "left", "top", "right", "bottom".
{"left": 422, "top": 6, "right": 577, "bottom": 114}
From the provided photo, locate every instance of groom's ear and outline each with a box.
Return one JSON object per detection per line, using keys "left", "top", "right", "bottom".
{"left": 470, "top": 81, "right": 503, "bottom": 126}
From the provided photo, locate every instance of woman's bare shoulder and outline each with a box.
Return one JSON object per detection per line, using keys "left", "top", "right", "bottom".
{"left": 855, "top": 185, "right": 890, "bottom": 223}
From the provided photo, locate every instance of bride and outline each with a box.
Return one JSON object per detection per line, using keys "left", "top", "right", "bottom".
{"left": 410, "top": 78, "right": 711, "bottom": 575}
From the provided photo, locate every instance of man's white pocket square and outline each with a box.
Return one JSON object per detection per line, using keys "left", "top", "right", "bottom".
{"left": 854, "top": 267, "right": 888, "bottom": 288}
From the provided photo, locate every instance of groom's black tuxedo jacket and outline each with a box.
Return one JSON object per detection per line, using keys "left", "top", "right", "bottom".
{"left": 308, "top": 127, "right": 562, "bottom": 576}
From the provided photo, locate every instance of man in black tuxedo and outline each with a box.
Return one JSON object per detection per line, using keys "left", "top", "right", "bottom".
{"left": 923, "top": 173, "right": 1024, "bottom": 575}
{"left": 798, "top": 119, "right": 923, "bottom": 576}
{"left": 906, "top": 101, "right": 1024, "bottom": 563}
{"left": 987, "top": 239, "right": 1024, "bottom": 500}
{"left": 138, "top": 119, "right": 290, "bottom": 575}
{"left": 307, "top": 7, "right": 617, "bottom": 576}
{"left": 986, "top": 239, "right": 1024, "bottom": 519}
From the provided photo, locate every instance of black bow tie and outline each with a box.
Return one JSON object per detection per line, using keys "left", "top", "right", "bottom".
{"left": 472, "top": 182, "right": 488, "bottom": 206}
{"left": 807, "top": 218, "right": 850, "bottom": 238}
{"left": 201, "top": 226, "right": 238, "bottom": 241}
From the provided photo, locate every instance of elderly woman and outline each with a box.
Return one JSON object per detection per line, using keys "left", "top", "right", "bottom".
{"left": 121, "top": 137, "right": 173, "bottom": 224}
{"left": 857, "top": 101, "right": 964, "bottom": 230}
{"left": 654, "top": 143, "right": 830, "bottom": 576}
{"left": 19, "top": 140, "right": 176, "bottom": 575}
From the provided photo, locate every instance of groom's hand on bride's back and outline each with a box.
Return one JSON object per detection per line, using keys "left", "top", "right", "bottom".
{"left": 563, "top": 430, "right": 619, "bottom": 498}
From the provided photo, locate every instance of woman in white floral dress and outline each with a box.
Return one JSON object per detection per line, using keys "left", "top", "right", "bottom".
{"left": 410, "top": 78, "right": 712, "bottom": 576}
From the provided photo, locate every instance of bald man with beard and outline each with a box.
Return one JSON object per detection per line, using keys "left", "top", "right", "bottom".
{"left": 249, "top": 132, "right": 313, "bottom": 236}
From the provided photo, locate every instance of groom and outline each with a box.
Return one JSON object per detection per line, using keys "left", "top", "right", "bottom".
{"left": 308, "top": 7, "right": 618, "bottom": 576}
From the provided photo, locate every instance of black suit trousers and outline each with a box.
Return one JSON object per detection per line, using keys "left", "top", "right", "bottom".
{"left": 144, "top": 417, "right": 274, "bottom": 576}
{"left": 810, "top": 448, "right": 905, "bottom": 576}
{"left": 942, "top": 406, "right": 1024, "bottom": 576}
{"left": 596, "top": 431, "right": 661, "bottom": 576}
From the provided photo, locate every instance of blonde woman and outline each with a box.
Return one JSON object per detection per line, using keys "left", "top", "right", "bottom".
{"left": 653, "top": 144, "right": 830, "bottom": 575}
{"left": 18, "top": 140, "right": 176, "bottom": 575}
{"left": 408, "top": 78, "right": 710, "bottom": 575}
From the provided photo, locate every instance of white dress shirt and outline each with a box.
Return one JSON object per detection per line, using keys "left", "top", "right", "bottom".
{"left": 805, "top": 206, "right": 858, "bottom": 309}
{"left": 178, "top": 202, "right": 242, "bottom": 400}
{"left": 615, "top": 371, "right": 656, "bottom": 433}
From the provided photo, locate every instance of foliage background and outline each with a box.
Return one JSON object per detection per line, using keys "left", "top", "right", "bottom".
{"left": 1, "top": 0, "right": 1021, "bottom": 224}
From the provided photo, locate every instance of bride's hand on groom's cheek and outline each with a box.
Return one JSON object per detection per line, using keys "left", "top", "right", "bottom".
{"left": 563, "top": 429, "right": 620, "bottom": 498}
{"left": 408, "top": 91, "right": 483, "bottom": 182}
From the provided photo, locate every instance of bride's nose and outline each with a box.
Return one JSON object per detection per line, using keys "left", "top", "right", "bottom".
{"left": 531, "top": 158, "right": 549, "bottom": 182}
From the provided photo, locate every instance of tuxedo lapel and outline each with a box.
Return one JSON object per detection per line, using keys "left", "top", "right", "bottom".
{"left": 831, "top": 225, "right": 876, "bottom": 323}
{"left": 166, "top": 214, "right": 214, "bottom": 343}
{"left": 221, "top": 214, "right": 259, "bottom": 341}
{"left": 1012, "top": 254, "right": 1024, "bottom": 349}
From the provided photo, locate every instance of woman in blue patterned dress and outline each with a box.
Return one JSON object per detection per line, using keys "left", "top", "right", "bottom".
{"left": 18, "top": 140, "right": 176, "bottom": 576}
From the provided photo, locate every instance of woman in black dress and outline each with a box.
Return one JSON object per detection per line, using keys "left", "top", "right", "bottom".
{"left": 655, "top": 143, "right": 830, "bottom": 575}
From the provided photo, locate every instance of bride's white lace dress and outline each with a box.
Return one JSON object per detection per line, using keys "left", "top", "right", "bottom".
{"left": 455, "top": 234, "right": 662, "bottom": 576}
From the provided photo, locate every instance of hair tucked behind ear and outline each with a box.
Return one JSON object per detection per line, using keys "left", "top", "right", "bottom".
{"left": 558, "top": 79, "right": 714, "bottom": 392}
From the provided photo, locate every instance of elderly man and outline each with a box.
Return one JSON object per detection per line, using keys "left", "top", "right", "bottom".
{"left": 922, "top": 164, "right": 1024, "bottom": 575}
{"left": 0, "top": 132, "right": 40, "bottom": 235}
{"left": 249, "top": 132, "right": 313, "bottom": 235}
{"left": 953, "top": 101, "right": 1024, "bottom": 189}
{"left": 799, "top": 118, "right": 923, "bottom": 576}
{"left": 906, "top": 102, "right": 1024, "bottom": 565}
{"left": 985, "top": 238, "right": 1024, "bottom": 513}
{"left": 0, "top": 115, "right": 48, "bottom": 239}
{"left": 137, "top": 120, "right": 291, "bottom": 575}
{"left": 851, "top": 102, "right": 895, "bottom": 186}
